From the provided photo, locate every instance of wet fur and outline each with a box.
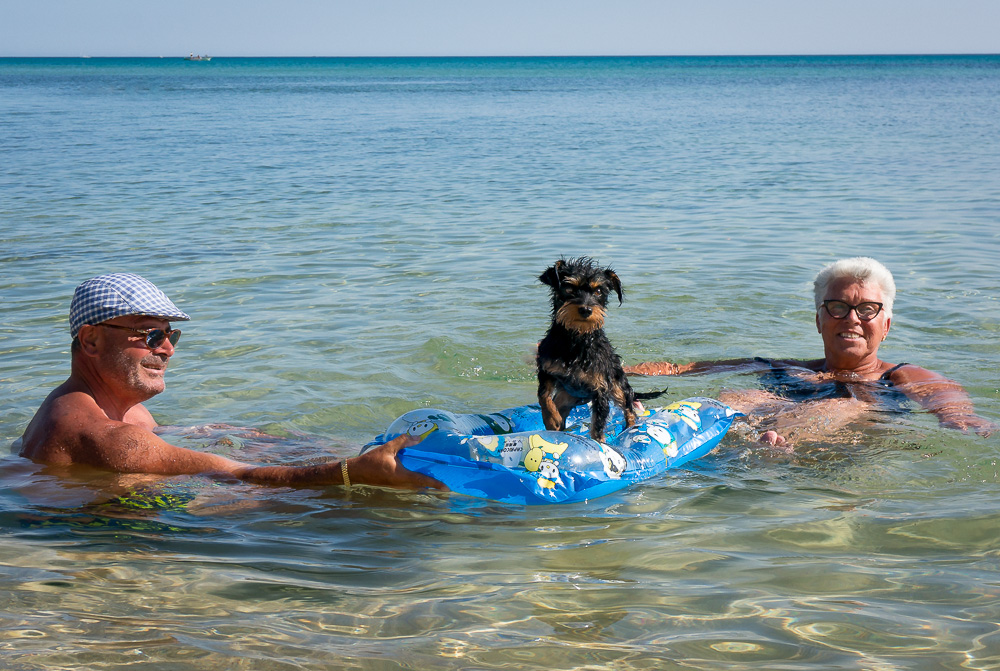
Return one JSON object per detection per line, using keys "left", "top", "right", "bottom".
{"left": 536, "top": 257, "right": 665, "bottom": 441}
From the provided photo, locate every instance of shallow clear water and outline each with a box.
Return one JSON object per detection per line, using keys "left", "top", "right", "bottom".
{"left": 1, "top": 55, "right": 999, "bottom": 669}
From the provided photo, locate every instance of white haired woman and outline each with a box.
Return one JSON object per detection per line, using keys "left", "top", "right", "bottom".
{"left": 626, "top": 257, "right": 993, "bottom": 447}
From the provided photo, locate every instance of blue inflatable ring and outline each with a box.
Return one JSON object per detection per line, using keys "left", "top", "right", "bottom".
{"left": 364, "top": 397, "right": 740, "bottom": 504}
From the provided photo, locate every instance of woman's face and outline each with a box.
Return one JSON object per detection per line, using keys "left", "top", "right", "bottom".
{"left": 816, "top": 277, "right": 891, "bottom": 371}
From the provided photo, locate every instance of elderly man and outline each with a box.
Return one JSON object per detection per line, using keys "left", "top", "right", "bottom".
{"left": 18, "top": 273, "right": 442, "bottom": 490}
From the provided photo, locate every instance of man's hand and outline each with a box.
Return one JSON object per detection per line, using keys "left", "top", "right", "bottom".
{"left": 347, "top": 434, "right": 447, "bottom": 490}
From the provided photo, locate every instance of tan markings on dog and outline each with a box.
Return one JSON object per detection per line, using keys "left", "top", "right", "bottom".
{"left": 578, "top": 369, "right": 610, "bottom": 392}
{"left": 541, "top": 361, "right": 609, "bottom": 393}
{"left": 539, "top": 359, "right": 569, "bottom": 376}
{"left": 538, "top": 377, "right": 564, "bottom": 430}
{"left": 554, "top": 389, "right": 580, "bottom": 418}
{"left": 609, "top": 383, "right": 628, "bottom": 404}
{"left": 589, "top": 305, "right": 606, "bottom": 327}
{"left": 611, "top": 385, "right": 638, "bottom": 428}
{"left": 555, "top": 304, "right": 605, "bottom": 334}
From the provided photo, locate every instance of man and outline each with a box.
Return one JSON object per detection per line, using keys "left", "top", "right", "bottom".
{"left": 18, "top": 273, "right": 442, "bottom": 490}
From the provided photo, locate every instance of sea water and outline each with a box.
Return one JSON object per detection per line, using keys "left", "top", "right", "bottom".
{"left": 1, "top": 55, "right": 999, "bottom": 669}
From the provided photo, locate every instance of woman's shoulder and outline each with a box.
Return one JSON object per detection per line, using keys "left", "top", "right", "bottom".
{"left": 881, "top": 362, "right": 944, "bottom": 384}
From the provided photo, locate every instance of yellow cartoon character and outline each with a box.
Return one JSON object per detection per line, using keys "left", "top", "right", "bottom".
{"left": 522, "top": 434, "right": 569, "bottom": 489}
{"left": 472, "top": 435, "right": 500, "bottom": 455}
{"left": 406, "top": 420, "right": 439, "bottom": 440}
{"left": 664, "top": 400, "right": 703, "bottom": 431}
{"left": 645, "top": 423, "right": 679, "bottom": 458}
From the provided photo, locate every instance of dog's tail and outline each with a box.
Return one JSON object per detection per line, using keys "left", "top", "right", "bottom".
{"left": 634, "top": 387, "right": 669, "bottom": 400}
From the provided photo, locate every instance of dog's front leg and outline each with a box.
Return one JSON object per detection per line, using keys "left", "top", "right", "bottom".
{"left": 613, "top": 383, "right": 638, "bottom": 429}
{"left": 554, "top": 390, "right": 580, "bottom": 432}
{"left": 621, "top": 407, "right": 638, "bottom": 429}
{"left": 590, "top": 393, "right": 610, "bottom": 441}
{"left": 537, "top": 372, "right": 564, "bottom": 431}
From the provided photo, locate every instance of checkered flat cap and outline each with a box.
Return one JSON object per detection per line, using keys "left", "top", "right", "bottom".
{"left": 69, "top": 273, "right": 190, "bottom": 338}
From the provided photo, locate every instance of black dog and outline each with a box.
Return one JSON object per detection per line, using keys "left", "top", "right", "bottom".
{"left": 536, "top": 257, "right": 665, "bottom": 441}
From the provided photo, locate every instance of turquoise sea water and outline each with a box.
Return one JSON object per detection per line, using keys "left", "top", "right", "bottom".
{"left": 2, "top": 55, "right": 999, "bottom": 669}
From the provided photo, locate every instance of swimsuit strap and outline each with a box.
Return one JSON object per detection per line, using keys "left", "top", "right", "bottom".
{"left": 755, "top": 356, "right": 908, "bottom": 380}
{"left": 879, "top": 362, "right": 910, "bottom": 381}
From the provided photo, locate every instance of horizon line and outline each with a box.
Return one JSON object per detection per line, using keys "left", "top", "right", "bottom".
{"left": 3, "top": 51, "right": 1000, "bottom": 59}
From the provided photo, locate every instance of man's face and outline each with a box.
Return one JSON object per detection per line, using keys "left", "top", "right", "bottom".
{"left": 96, "top": 315, "right": 176, "bottom": 399}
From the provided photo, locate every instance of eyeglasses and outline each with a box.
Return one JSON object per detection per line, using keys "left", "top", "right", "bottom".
{"left": 97, "top": 323, "right": 182, "bottom": 349}
{"left": 821, "top": 300, "right": 883, "bottom": 321}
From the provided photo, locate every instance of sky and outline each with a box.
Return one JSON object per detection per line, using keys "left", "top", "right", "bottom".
{"left": 1, "top": 0, "right": 998, "bottom": 58}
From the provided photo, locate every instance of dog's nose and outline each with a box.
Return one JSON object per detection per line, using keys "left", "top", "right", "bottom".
{"left": 577, "top": 306, "right": 593, "bottom": 318}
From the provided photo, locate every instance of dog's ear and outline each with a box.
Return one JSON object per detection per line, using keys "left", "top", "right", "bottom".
{"left": 605, "top": 269, "right": 624, "bottom": 305}
{"left": 539, "top": 260, "right": 565, "bottom": 288}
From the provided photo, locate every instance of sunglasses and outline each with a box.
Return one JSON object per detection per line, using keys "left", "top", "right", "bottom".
{"left": 821, "top": 300, "right": 883, "bottom": 321}
{"left": 97, "top": 323, "right": 182, "bottom": 349}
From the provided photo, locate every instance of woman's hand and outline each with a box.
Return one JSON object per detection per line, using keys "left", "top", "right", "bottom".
{"left": 939, "top": 413, "right": 996, "bottom": 437}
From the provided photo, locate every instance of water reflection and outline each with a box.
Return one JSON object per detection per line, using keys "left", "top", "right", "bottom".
{"left": 1, "top": 424, "right": 998, "bottom": 669}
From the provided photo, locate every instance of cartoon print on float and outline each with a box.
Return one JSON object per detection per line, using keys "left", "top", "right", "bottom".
{"left": 406, "top": 419, "right": 439, "bottom": 439}
{"left": 472, "top": 434, "right": 527, "bottom": 468}
{"left": 598, "top": 443, "right": 627, "bottom": 478}
{"left": 475, "top": 414, "right": 514, "bottom": 434}
{"left": 665, "top": 400, "right": 703, "bottom": 431}
{"left": 367, "top": 396, "right": 741, "bottom": 505}
{"left": 522, "top": 434, "right": 569, "bottom": 489}
{"left": 645, "top": 423, "right": 679, "bottom": 458}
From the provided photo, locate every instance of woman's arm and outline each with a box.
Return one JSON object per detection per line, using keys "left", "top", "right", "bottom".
{"left": 624, "top": 358, "right": 773, "bottom": 376}
{"left": 891, "top": 365, "right": 995, "bottom": 435}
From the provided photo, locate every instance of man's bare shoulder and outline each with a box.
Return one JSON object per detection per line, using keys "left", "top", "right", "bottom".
{"left": 19, "top": 385, "right": 102, "bottom": 464}
{"left": 20, "top": 386, "right": 242, "bottom": 476}
{"left": 123, "top": 402, "right": 157, "bottom": 430}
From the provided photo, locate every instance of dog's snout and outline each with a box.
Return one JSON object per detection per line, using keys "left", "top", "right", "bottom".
{"left": 577, "top": 306, "right": 593, "bottom": 318}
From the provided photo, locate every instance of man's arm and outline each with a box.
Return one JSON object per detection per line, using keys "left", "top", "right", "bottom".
{"left": 123, "top": 403, "right": 158, "bottom": 430}
{"left": 891, "top": 365, "right": 995, "bottom": 436}
{"left": 236, "top": 434, "right": 441, "bottom": 489}
{"left": 59, "top": 417, "right": 444, "bottom": 489}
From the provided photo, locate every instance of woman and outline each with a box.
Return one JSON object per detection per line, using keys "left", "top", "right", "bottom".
{"left": 627, "top": 258, "right": 993, "bottom": 446}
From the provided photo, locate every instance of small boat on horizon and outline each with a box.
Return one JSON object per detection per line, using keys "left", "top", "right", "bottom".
{"left": 184, "top": 54, "right": 212, "bottom": 61}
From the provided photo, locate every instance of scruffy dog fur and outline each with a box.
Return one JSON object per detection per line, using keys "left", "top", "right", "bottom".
{"left": 536, "top": 257, "right": 665, "bottom": 441}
